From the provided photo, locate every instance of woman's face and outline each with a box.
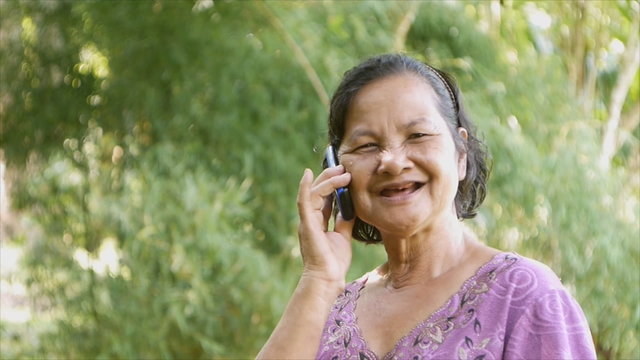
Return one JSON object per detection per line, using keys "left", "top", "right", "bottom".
{"left": 338, "top": 73, "right": 467, "bottom": 238}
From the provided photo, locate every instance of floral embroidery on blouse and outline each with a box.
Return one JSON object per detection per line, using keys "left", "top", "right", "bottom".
{"left": 316, "top": 253, "right": 519, "bottom": 360}
{"left": 390, "top": 254, "right": 518, "bottom": 359}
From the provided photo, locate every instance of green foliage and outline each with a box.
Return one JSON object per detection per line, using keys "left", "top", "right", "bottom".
{"left": 1, "top": 0, "right": 638, "bottom": 358}
{"left": 11, "top": 127, "right": 288, "bottom": 358}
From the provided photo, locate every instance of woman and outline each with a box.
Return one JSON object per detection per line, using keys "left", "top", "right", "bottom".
{"left": 258, "top": 54, "right": 596, "bottom": 359}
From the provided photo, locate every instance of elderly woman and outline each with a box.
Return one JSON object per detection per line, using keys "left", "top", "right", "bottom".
{"left": 258, "top": 54, "right": 596, "bottom": 359}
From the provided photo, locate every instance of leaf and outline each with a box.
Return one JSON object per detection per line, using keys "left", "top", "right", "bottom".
{"left": 464, "top": 336, "right": 474, "bottom": 348}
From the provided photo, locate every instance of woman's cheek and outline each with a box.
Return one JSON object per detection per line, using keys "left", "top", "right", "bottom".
{"left": 342, "top": 158, "right": 355, "bottom": 173}
{"left": 341, "top": 158, "right": 364, "bottom": 185}
{"left": 341, "top": 161, "right": 366, "bottom": 206}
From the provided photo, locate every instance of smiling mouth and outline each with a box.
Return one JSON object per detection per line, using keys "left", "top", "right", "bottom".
{"left": 380, "top": 182, "right": 425, "bottom": 197}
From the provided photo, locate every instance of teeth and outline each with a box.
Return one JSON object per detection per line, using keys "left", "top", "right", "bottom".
{"left": 381, "top": 183, "right": 417, "bottom": 197}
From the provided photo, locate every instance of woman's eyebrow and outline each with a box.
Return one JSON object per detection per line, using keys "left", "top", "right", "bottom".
{"left": 405, "top": 118, "right": 439, "bottom": 131}
{"left": 347, "top": 129, "right": 376, "bottom": 142}
{"left": 347, "top": 119, "right": 436, "bottom": 142}
{"left": 405, "top": 117, "right": 439, "bottom": 128}
{"left": 405, "top": 119, "right": 425, "bottom": 129}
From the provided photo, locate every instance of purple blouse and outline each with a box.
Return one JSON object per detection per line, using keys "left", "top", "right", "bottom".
{"left": 316, "top": 253, "right": 596, "bottom": 359}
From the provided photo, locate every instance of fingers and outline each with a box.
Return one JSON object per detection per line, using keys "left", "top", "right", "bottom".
{"left": 311, "top": 166, "right": 350, "bottom": 199}
{"left": 309, "top": 174, "right": 350, "bottom": 211}
{"left": 334, "top": 212, "right": 356, "bottom": 240}
{"left": 296, "top": 166, "right": 356, "bottom": 280}
{"left": 297, "top": 166, "right": 352, "bottom": 226}
{"left": 321, "top": 196, "right": 333, "bottom": 230}
{"left": 314, "top": 164, "right": 346, "bottom": 183}
{"left": 297, "top": 168, "right": 314, "bottom": 222}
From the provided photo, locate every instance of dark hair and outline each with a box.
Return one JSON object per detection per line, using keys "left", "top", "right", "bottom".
{"left": 328, "top": 53, "right": 490, "bottom": 244}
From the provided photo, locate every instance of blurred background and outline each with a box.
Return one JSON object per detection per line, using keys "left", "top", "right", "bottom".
{"left": 0, "top": 0, "right": 638, "bottom": 358}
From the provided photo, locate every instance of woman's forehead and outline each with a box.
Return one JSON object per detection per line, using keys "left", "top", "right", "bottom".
{"left": 351, "top": 73, "right": 435, "bottom": 106}
{"left": 344, "top": 75, "right": 445, "bottom": 136}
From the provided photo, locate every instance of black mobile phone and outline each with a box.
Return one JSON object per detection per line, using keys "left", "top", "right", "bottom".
{"left": 324, "top": 145, "right": 355, "bottom": 221}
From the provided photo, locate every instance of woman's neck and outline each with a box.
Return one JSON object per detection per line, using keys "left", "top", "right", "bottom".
{"left": 378, "top": 215, "right": 473, "bottom": 289}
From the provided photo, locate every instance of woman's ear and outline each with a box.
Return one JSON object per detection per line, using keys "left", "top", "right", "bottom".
{"left": 457, "top": 127, "right": 468, "bottom": 181}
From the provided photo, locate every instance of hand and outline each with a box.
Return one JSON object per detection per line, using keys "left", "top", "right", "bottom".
{"left": 296, "top": 166, "right": 355, "bottom": 286}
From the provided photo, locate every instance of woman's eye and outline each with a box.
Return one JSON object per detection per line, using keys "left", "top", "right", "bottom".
{"left": 409, "top": 133, "right": 428, "bottom": 140}
{"left": 355, "top": 143, "right": 377, "bottom": 151}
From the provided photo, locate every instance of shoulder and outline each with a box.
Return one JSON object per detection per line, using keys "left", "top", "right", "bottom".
{"left": 482, "top": 254, "right": 596, "bottom": 358}
{"left": 500, "top": 254, "right": 588, "bottom": 325}
{"left": 489, "top": 252, "right": 566, "bottom": 301}
{"left": 511, "top": 254, "right": 565, "bottom": 286}
{"left": 495, "top": 254, "right": 597, "bottom": 358}
{"left": 481, "top": 252, "right": 583, "bottom": 318}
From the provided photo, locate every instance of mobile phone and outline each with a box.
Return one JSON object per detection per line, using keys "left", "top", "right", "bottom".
{"left": 324, "top": 145, "right": 355, "bottom": 221}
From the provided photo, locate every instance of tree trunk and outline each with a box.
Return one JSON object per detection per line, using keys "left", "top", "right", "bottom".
{"left": 614, "top": 101, "right": 640, "bottom": 156}
{"left": 599, "top": 16, "right": 640, "bottom": 170}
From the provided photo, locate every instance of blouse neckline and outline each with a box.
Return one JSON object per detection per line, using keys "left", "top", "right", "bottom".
{"left": 349, "top": 252, "right": 517, "bottom": 360}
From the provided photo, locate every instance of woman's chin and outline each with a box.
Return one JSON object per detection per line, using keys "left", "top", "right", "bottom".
{"left": 371, "top": 216, "right": 425, "bottom": 239}
{"left": 361, "top": 206, "right": 456, "bottom": 240}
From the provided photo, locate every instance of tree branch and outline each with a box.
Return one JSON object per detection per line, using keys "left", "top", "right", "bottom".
{"left": 393, "top": 1, "right": 420, "bottom": 53}
{"left": 258, "top": 1, "right": 329, "bottom": 108}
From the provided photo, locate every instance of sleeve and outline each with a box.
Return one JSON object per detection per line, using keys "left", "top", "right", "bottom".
{"left": 503, "top": 288, "right": 597, "bottom": 359}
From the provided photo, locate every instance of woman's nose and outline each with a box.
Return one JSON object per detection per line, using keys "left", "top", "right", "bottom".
{"left": 377, "top": 146, "right": 412, "bottom": 176}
